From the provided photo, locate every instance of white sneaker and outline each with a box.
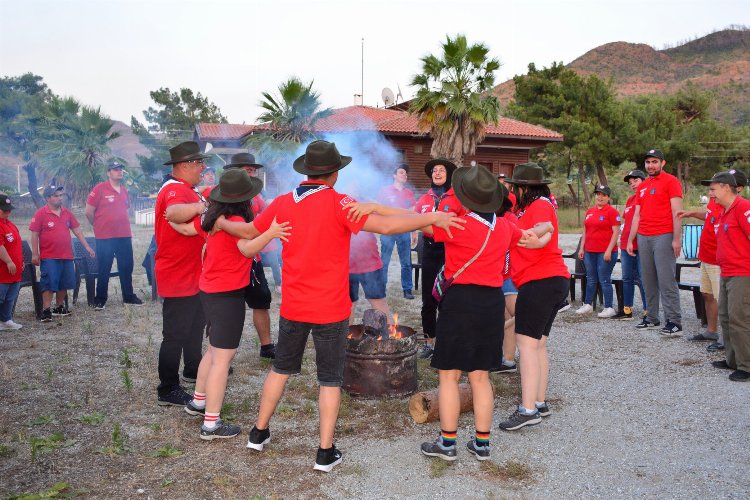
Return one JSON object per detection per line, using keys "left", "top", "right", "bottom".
{"left": 575, "top": 304, "right": 593, "bottom": 314}
{"left": 0, "top": 320, "right": 22, "bottom": 330}
{"left": 597, "top": 307, "right": 617, "bottom": 318}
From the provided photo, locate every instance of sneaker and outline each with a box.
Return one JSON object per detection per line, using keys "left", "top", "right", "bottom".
{"left": 420, "top": 438, "right": 457, "bottom": 462}
{"left": 124, "top": 296, "right": 144, "bottom": 306}
{"left": 200, "top": 419, "right": 241, "bottom": 440}
{"left": 466, "top": 439, "right": 491, "bottom": 461}
{"left": 689, "top": 332, "right": 719, "bottom": 342}
{"left": 52, "top": 304, "right": 71, "bottom": 316}
{"left": 39, "top": 308, "right": 52, "bottom": 323}
{"left": 707, "top": 341, "right": 725, "bottom": 352}
{"left": 728, "top": 369, "right": 750, "bottom": 382}
{"left": 498, "top": 408, "right": 542, "bottom": 431}
{"left": 490, "top": 362, "right": 517, "bottom": 374}
{"left": 557, "top": 300, "right": 571, "bottom": 313}
{"left": 157, "top": 387, "right": 192, "bottom": 406}
{"left": 575, "top": 304, "right": 593, "bottom": 315}
{"left": 184, "top": 400, "right": 205, "bottom": 416}
{"left": 246, "top": 426, "right": 271, "bottom": 451}
{"left": 92, "top": 302, "right": 106, "bottom": 311}
{"left": 260, "top": 344, "right": 276, "bottom": 360}
{"left": 418, "top": 344, "right": 434, "bottom": 359}
{"left": 597, "top": 307, "right": 617, "bottom": 318}
{"left": 612, "top": 311, "right": 633, "bottom": 320}
{"left": 636, "top": 318, "right": 660, "bottom": 329}
{"left": 180, "top": 374, "right": 197, "bottom": 384}
{"left": 536, "top": 402, "right": 551, "bottom": 417}
{"left": 314, "top": 445, "right": 343, "bottom": 472}
{"left": 403, "top": 291, "right": 415, "bottom": 300}
{"left": 0, "top": 320, "right": 23, "bottom": 330}
{"left": 659, "top": 321, "right": 682, "bottom": 337}
{"left": 712, "top": 360, "right": 733, "bottom": 370}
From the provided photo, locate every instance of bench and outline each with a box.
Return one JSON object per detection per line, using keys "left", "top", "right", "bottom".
{"left": 675, "top": 261, "right": 707, "bottom": 327}
{"left": 72, "top": 237, "right": 119, "bottom": 306}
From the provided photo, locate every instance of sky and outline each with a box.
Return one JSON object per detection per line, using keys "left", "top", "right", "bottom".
{"left": 1, "top": 0, "right": 747, "bottom": 125}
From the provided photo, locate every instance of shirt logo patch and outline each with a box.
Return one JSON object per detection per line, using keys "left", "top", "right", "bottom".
{"left": 724, "top": 224, "right": 729, "bottom": 232}
{"left": 443, "top": 205, "right": 450, "bottom": 212}
{"left": 599, "top": 215, "right": 605, "bottom": 221}
{"left": 5, "top": 233, "right": 13, "bottom": 243}
{"left": 650, "top": 188, "right": 656, "bottom": 195}
{"left": 340, "top": 195, "right": 355, "bottom": 207}
{"left": 639, "top": 188, "right": 646, "bottom": 198}
{"left": 47, "top": 221, "right": 54, "bottom": 228}
{"left": 105, "top": 195, "right": 115, "bottom": 203}
{"left": 615, "top": 216, "right": 621, "bottom": 222}
{"left": 168, "top": 190, "right": 176, "bottom": 199}
{"left": 586, "top": 214, "right": 593, "bottom": 220}
{"left": 421, "top": 205, "right": 431, "bottom": 213}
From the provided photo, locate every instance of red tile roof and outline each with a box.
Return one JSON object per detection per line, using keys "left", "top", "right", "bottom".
{"left": 196, "top": 123, "right": 255, "bottom": 141}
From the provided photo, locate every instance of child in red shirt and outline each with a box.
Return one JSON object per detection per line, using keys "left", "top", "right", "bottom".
{"left": 0, "top": 194, "right": 24, "bottom": 330}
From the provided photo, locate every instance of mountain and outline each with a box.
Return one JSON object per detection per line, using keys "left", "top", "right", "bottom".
{"left": 493, "top": 28, "right": 750, "bottom": 126}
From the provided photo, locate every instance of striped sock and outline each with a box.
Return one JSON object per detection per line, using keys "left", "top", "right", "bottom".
{"left": 475, "top": 430, "right": 490, "bottom": 447}
{"left": 203, "top": 412, "right": 219, "bottom": 429}
{"left": 440, "top": 430, "right": 457, "bottom": 448}
{"left": 192, "top": 392, "right": 206, "bottom": 409}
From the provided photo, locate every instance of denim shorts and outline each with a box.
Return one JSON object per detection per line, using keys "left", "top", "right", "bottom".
{"left": 501, "top": 277, "right": 518, "bottom": 296}
{"left": 40, "top": 259, "right": 76, "bottom": 292}
{"left": 272, "top": 316, "right": 348, "bottom": 387}
{"left": 349, "top": 268, "right": 386, "bottom": 301}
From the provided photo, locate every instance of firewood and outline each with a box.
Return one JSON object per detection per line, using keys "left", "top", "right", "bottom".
{"left": 408, "top": 383, "right": 474, "bottom": 424}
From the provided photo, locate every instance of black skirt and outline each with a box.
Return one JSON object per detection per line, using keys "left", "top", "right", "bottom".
{"left": 431, "top": 284, "right": 504, "bottom": 371}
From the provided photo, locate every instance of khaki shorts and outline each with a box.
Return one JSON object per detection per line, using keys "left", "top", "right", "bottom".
{"left": 700, "top": 262, "right": 720, "bottom": 296}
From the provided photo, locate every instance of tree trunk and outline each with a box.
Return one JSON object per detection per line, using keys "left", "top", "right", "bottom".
{"left": 23, "top": 161, "right": 45, "bottom": 208}
{"left": 578, "top": 164, "right": 591, "bottom": 207}
{"left": 408, "top": 383, "right": 474, "bottom": 424}
{"left": 595, "top": 163, "right": 608, "bottom": 187}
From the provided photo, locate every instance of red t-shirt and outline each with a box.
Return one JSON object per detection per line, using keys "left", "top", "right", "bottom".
{"left": 697, "top": 198, "right": 722, "bottom": 265}
{"left": 510, "top": 198, "right": 570, "bottom": 287}
{"left": 502, "top": 211, "right": 519, "bottom": 280}
{"left": 253, "top": 181, "right": 368, "bottom": 323}
{"left": 154, "top": 177, "right": 205, "bottom": 297}
{"left": 620, "top": 195, "right": 638, "bottom": 250}
{"left": 507, "top": 191, "right": 517, "bottom": 209}
{"left": 349, "top": 231, "right": 382, "bottom": 274}
{"left": 86, "top": 181, "right": 131, "bottom": 239}
{"left": 202, "top": 186, "right": 268, "bottom": 259}
{"left": 583, "top": 204, "right": 620, "bottom": 253}
{"left": 636, "top": 172, "right": 683, "bottom": 236}
{"left": 377, "top": 185, "right": 416, "bottom": 210}
{"left": 433, "top": 212, "right": 522, "bottom": 287}
{"left": 414, "top": 188, "right": 459, "bottom": 215}
{"left": 29, "top": 206, "right": 79, "bottom": 260}
{"left": 0, "top": 219, "right": 23, "bottom": 283}
{"left": 716, "top": 196, "right": 750, "bottom": 277}
{"left": 199, "top": 215, "right": 253, "bottom": 293}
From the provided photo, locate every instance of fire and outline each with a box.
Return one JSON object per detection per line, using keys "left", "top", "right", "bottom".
{"left": 387, "top": 313, "right": 403, "bottom": 339}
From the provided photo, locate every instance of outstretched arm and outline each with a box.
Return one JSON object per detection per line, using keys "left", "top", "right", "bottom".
{"left": 237, "top": 218, "right": 291, "bottom": 258}
{"left": 217, "top": 216, "right": 261, "bottom": 240}
{"left": 362, "top": 212, "right": 465, "bottom": 238}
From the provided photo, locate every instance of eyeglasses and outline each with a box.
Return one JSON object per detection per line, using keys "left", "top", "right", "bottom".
{"left": 432, "top": 167, "right": 447, "bottom": 174}
{"left": 187, "top": 160, "right": 205, "bottom": 165}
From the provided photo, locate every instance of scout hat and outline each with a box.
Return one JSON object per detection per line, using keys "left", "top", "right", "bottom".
{"left": 594, "top": 184, "right": 611, "bottom": 196}
{"left": 504, "top": 162, "right": 552, "bottom": 185}
{"left": 223, "top": 152, "right": 264, "bottom": 170}
{"left": 0, "top": 194, "right": 14, "bottom": 211}
{"left": 424, "top": 158, "right": 457, "bottom": 178}
{"left": 623, "top": 169, "right": 646, "bottom": 182}
{"left": 700, "top": 172, "right": 738, "bottom": 187}
{"left": 644, "top": 148, "right": 664, "bottom": 160}
{"left": 452, "top": 164, "right": 505, "bottom": 213}
{"left": 43, "top": 185, "right": 64, "bottom": 198}
{"left": 163, "top": 141, "right": 210, "bottom": 165}
{"left": 208, "top": 169, "right": 263, "bottom": 204}
{"left": 293, "top": 140, "right": 352, "bottom": 176}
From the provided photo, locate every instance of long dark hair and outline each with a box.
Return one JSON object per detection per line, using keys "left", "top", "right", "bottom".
{"left": 201, "top": 198, "right": 253, "bottom": 233}
{"left": 512, "top": 184, "right": 551, "bottom": 213}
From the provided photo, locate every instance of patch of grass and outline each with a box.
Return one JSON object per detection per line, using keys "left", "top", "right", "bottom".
{"left": 82, "top": 321, "right": 93, "bottom": 336}
{"left": 147, "top": 422, "right": 163, "bottom": 433}
{"left": 339, "top": 464, "right": 366, "bottom": 476}
{"left": 7, "top": 481, "right": 85, "bottom": 499}
{"left": 429, "top": 458, "right": 451, "bottom": 478}
{"left": 30, "top": 415, "right": 58, "bottom": 427}
{"left": 417, "top": 361, "right": 439, "bottom": 390}
{"left": 20, "top": 382, "right": 38, "bottom": 391}
{"left": 481, "top": 459, "right": 532, "bottom": 481}
{"left": 118, "top": 348, "right": 133, "bottom": 368}
{"left": 212, "top": 475, "right": 236, "bottom": 498}
{"left": 276, "top": 403, "right": 296, "bottom": 418}
{"left": 301, "top": 400, "right": 316, "bottom": 416}
{"left": 121, "top": 370, "right": 133, "bottom": 392}
{"left": 79, "top": 412, "right": 105, "bottom": 426}
{"left": 30, "top": 433, "right": 73, "bottom": 462}
{"left": 98, "top": 423, "right": 127, "bottom": 457}
{"left": 149, "top": 446, "right": 182, "bottom": 458}
{"left": 491, "top": 376, "right": 518, "bottom": 400}
{"left": 161, "top": 479, "right": 174, "bottom": 488}
{"left": 220, "top": 402, "right": 236, "bottom": 423}
{"left": 0, "top": 444, "right": 15, "bottom": 457}
{"left": 45, "top": 368, "right": 54, "bottom": 382}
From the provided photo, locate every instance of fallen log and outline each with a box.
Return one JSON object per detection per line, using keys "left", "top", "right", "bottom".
{"left": 408, "top": 383, "right": 473, "bottom": 424}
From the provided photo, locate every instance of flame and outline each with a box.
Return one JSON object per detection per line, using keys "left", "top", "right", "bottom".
{"left": 387, "top": 313, "right": 403, "bottom": 339}
{"left": 347, "top": 333, "right": 353, "bottom": 339}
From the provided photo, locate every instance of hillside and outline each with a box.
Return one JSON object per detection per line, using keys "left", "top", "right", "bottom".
{"left": 493, "top": 28, "right": 750, "bottom": 126}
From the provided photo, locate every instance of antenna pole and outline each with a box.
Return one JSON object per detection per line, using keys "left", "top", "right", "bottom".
{"left": 361, "top": 37, "right": 364, "bottom": 105}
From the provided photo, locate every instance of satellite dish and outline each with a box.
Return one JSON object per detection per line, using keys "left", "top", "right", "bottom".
{"left": 381, "top": 88, "right": 395, "bottom": 107}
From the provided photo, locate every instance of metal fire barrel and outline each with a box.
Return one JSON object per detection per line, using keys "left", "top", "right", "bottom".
{"left": 342, "top": 325, "right": 418, "bottom": 398}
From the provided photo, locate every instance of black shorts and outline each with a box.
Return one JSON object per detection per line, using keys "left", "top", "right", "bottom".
{"left": 244, "top": 260, "right": 271, "bottom": 310}
{"left": 200, "top": 289, "right": 246, "bottom": 349}
{"left": 515, "top": 276, "right": 569, "bottom": 340}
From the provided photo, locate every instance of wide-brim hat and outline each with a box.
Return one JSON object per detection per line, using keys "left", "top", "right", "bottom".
{"left": 0, "top": 195, "right": 14, "bottom": 211}
{"left": 163, "top": 141, "right": 211, "bottom": 165}
{"left": 452, "top": 165, "right": 505, "bottom": 213}
{"left": 224, "top": 152, "right": 264, "bottom": 170}
{"left": 504, "top": 162, "right": 551, "bottom": 185}
{"left": 700, "top": 172, "right": 737, "bottom": 187}
{"left": 623, "top": 169, "right": 646, "bottom": 182}
{"left": 293, "top": 140, "right": 352, "bottom": 176}
{"left": 209, "top": 169, "right": 263, "bottom": 204}
{"left": 424, "top": 158, "right": 457, "bottom": 178}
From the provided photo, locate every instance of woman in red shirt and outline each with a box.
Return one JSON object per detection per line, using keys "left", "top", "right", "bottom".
{"left": 0, "top": 194, "right": 23, "bottom": 330}
{"left": 575, "top": 185, "right": 621, "bottom": 318}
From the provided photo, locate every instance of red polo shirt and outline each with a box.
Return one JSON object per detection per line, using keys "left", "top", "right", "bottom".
{"left": 414, "top": 188, "right": 459, "bottom": 215}
{"left": 620, "top": 195, "right": 639, "bottom": 250}
{"left": 377, "top": 185, "right": 416, "bottom": 210}
{"left": 252, "top": 181, "right": 368, "bottom": 324}
{"left": 636, "top": 172, "right": 683, "bottom": 236}
{"left": 349, "top": 231, "right": 382, "bottom": 274}
{"left": 583, "top": 204, "right": 620, "bottom": 253}
{"left": 154, "top": 177, "right": 205, "bottom": 297}
{"left": 502, "top": 211, "right": 519, "bottom": 280}
{"left": 86, "top": 181, "right": 131, "bottom": 239}
{"left": 716, "top": 196, "right": 750, "bottom": 277}
{"left": 201, "top": 186, "right": 267, "bottom": 260}
{"left": 29, "top": 206, "right": 79, "bottom": 260}
{"left": 0, "top": 219, "right": 23, "bottom": 283}
{"left": 199, "top": 215, "right": 253, "bottom": 293}
{"left": 433, "top": 213, "right": 522, "bottom": 287}
{"left": 510, "top": 197, "right": 570, "bottom": 287}
{"left": 697, "top": 198, "right": 722, "bottom": 265}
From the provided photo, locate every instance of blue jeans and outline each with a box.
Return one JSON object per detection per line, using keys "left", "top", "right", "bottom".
{"left": 95, "top": 237, "right": 135, "bottom": 303}
{"left": 620, "top": 249, "right": 647, "bottom": 310}
{"left": 583, "top": 251, "right": 617, "bottom": 308}
{"left": 261, "top": 249, "right": 282, "bottom": 287}
{"left": 380, "top": 233, "right": 413, "bottom": 292}
{"left": 0, "top": 281, "right": 21, "bottom": 322}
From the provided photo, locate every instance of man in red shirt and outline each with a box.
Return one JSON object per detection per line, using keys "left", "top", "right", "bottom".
{"left": 704, "top": 170, "right": 750, "bottom": 382}
{"left": 154, "top": 141, "right": 210, "bottom": 407}
{"left": 30, "top": 185, "right": 95, "bottom": 322}
{"left": 626, "top": 148, "right": 684, "bottom": 336}
{"left": 377, "top": 164, "right": 416, "bottom": 299}
{"left": 85, "top": 161, "right": 142, "bottom": 309}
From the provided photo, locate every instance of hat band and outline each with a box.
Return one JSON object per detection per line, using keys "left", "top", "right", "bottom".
{"left": 305, "top": 161, "right": 340, "bottom": 172}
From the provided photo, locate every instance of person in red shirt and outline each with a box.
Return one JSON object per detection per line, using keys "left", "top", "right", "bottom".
{"left": 377, "top": 164, "right": 417, "bottom": 299}
{"left": 219, "top": 141, "right": 464, "bottom": 472}
{"left": 0, "top": 194, "right": 24, "bottom": 330}
{"left": 30, "top": 185, "right": 95, "bottom": 322}
{"left": 575, "top": 185, "right": 621, "bottom": 318}
{"left": 497, "top": 173, "right": 516, "bottom": 208}
{"left": 84, "top": 161, "right": 142, "bottom": 309}
{"left": 704, "top": 170, "right": 750, "bottom": 382}
{"left": 154, "top": 141, "right": 211, "bottom": 407}
{"left": 348, "top": 230, "right": 391, "bottom": 322}
{"left": 626, "top": 148, "right": 684, "bottom": 336}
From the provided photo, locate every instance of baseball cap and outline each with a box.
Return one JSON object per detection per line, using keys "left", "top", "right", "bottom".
{"left": 700, "top": 172, "right": 737, "bottom": 187}
{"left": 623, "top": 169, "right": 646, "bottom": 182}
{"left": 43, "top": 185, "right": 64, "bottom": 198}
{"left": 107, "top": 161, "right": 124, "bottom": 171}
{"left": 594, "top": 184, "right": 611, "bottom": 196}
{"left": 728, "top": 168, "right": 747, "bottom": 187}
{"left": 0, "top": 194, "right": 14, "bottom": 211}
{"left": 645, "top": 149, "right": 664, "bottom": 160}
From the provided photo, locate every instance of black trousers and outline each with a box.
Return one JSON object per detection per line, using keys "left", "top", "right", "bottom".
{"left": 157, "top": 294, "right": 206, "bottom": 395}
{"left": 420, "top": 239, "right": 445, "bottom": 339}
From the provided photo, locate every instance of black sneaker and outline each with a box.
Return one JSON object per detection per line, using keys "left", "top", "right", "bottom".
{"left": 403, "top": 291, "right": 415, "bottom": 300}
{"left": 52, "top": 304, "right": 71, "bottom": 316}
{"left": 200, "top": 419, "right": 241, "bottom": 440}
{"left": 612, "top": 311, "right": 633, "bottom": 320}
{"left": 39, "top": 308, "right": 52, "bottom": 323}
{"left": 729, "top": 369, "right": 750, "bottom": 382}
{"left": 712, "top": 360, "right": 733, "bottom": 370}
{"left": 636, "top": 318, "right": 660, "bottom": 329}
{"left": 260, "top": 344, "right": 276, "bottom": 360}
{"left": 498, "top": 408, "right": 542, "bottom": 431}
{"left": 184, "top": 400, "right": 205, "bottom": 416}
{"left": 490, "top": 362, "right": 517, "bottom": 374}
{"left": 420, "top": 438, "right": 457, "bottom": 462}
{"left": 124, "top": 296, "right": 144, "bottom": 306}
{"left": 466, "top": 439, "right": 491, "bottom": 461}
{"left": 707, "top": 341, "right": 725, "bottom": 352}
{"left": 93, "top": 302, "right": 106, "bottom": 311}
{"left": 157, "top": 387, "right": 192, "bottom": 406}
{"left": 536, "top": 402, "right": 551, "bottom": 417}
{"left": 246, "top": 426, "right": 271, "bottom": 451}
{"left": 659, "top": 321, "right": 682, "bottom": 337}
{"left": 418, "top": 344, "right": 434, "bottom": 359}
{"left": 313, "top": 445, "right": 343, "bottom": 472}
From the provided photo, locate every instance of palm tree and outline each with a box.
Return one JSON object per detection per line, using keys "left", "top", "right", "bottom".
{"left": 410, "top": 34, "right": 501, "bottom": 165}
{"left": 257, "top": 77, "right": 333, "bottom": 143}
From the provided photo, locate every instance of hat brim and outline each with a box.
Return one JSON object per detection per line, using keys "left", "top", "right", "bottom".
{"left": 0, "top": 204, "right": 14, "bottom": 211}
{"left": 424, "top": 158, "right": 457, "bottom": 178}
{"left": 209, "top": 176, "right": 263, "bottom": 204}
{"left": 451, "top": 167, "right": 505, "bottom": 213}
{"left": 503, "top": 178, "right": 552, "bottom": 185}
{"left": 292, "top": 154, "right": 352, "bottom": 176}
{"left": 594, "top": 189, "right": 611, "bottom": 196}
{"left": 700, "top": 178, "right": 736, "bottom": 187}
{"left": 624, "top": 174, "right": 645, "bottom": 182}
{"left": 223, "top": 162, "right": 264, "bottom": 170}
{"left": 163, "top": 152, "right": 212, "bottom": 166}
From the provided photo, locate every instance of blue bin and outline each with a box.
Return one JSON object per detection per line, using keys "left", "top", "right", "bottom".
{"left": 682, "top": 224, "right": 702, "bottom": 260}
